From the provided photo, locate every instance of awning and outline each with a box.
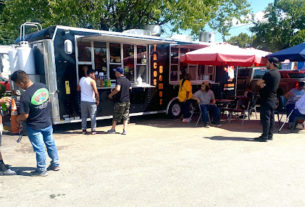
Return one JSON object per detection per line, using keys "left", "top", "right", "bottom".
{"left": 78, "top": 34, "right": 175, "bottom": 45}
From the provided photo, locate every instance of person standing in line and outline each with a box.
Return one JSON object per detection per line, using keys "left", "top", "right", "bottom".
{"left": 0, "top": 96, "right": 17, "bottom": 176}
{"left": 77, "top": 69, "right": 99, "bottom": 135}
{"left": 178, "top": 73, "right": 193, "bottom": 123}
{"left": 255, "top": 57, "right": 281, "bottom": 142}
{"left": 107, "top": 67, "right": 131, "bottom": 135}
{"left": 11, "top": 70, "right": 60, "bottom": 176}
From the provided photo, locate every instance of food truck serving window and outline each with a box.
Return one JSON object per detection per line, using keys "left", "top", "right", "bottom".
{"left": 76, "top": 36, "right": 151, "bottom": 85}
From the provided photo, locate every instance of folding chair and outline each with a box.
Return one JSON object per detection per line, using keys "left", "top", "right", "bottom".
{"left": 278, "top": 109, "right": 294, "bottom": 132}
{"left": 191, "top": 102, "right": 211, "bottom": 127}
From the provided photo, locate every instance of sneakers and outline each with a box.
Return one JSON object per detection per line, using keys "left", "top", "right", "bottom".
{"left": 211, "top": 122, "right": 222, "bottom": 127}
{"left": 107, "top": 129, "right": 116, "bottom": 134}
{"left": 82, "top": 129, "right": 87, "bottom": 135}
{"left": 31, "top": 170, "right": 48, "bottom": 177}
{"left": 122, "top": 130, "right": 127, "bottom": 135}
{"left": 91, "top": 130, "right": 96, "bottom": 135}
{"left": 47, "top": 165, "right": 60, "bottom": 171}
{"left": 182, "top": 118, "right": 191, "bottom": 123}
{"left": 0, "top": 169, "right": 17, "bottom": 176}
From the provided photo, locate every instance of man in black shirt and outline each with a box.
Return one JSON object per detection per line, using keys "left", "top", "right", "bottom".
{"left": 255, "top": 57, "right": 281, "bottom": 142}
{"left": 108, "top": 67, "right": 131, "bottom": 135}
{"left": 11, "top": 70, "right": 60, "bottom": 176}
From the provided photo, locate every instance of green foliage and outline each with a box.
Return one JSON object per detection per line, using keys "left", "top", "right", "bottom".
{"left": 0, "top": 0, "right": 251, "bottom": 44}
{"left": 227, "top": 33, "right": 253, "bottom": 48}
{"left": 290, "top": 29, "right": 305, "bottom": 46}
{"left": 250, "top": 0, "right": 305, "bottom": 52}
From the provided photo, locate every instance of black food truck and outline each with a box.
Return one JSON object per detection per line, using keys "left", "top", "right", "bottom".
{"left": 9, "top": 23, "right": 223, "bottom": 124}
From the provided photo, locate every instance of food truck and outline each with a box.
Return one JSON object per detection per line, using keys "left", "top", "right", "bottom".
{"left": 9, "top": 23, "right": 220, "bottom": 124}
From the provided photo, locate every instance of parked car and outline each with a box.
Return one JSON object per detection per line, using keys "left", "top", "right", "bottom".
{"left": 237, "top": 68, "right": 305, "bottom": 96}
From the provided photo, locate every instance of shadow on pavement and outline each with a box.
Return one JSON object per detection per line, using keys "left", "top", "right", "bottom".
{"left": 204, "top": 136, "right": 254, "bottom": 142}
{"left": 9, "top": 166, "right": 36, "bottom": 176}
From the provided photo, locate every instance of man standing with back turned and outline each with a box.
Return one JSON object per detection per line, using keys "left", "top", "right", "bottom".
{"left": 107, "top": 67, "right": 131, "bottom": 135}
{"left": 255, "top": 57, "right": 281, "bottom": 142}
{"left": 11, "top": 70, "right": 60, "bottom": 176}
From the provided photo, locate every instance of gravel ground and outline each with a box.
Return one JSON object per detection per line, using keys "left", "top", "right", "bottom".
{"left": 0, "top": 115, "right": 305, "bottom": 207}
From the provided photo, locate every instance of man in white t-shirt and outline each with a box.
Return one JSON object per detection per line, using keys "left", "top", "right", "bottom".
{"left": 77, "top": 69, "right": 99, "bottom": 135}
{"left": 192, "top": 81, "right": 221, "bottom": 127}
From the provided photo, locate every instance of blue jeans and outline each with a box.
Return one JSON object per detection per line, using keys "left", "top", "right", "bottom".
{"left": 289, "top": 109, "right": 305, "bottom": 127}
{"left": 26, "top": 125, "right": 59, "bottom": 172}
{"left": 200, "top": 104, "right": 220, "bottom": 124}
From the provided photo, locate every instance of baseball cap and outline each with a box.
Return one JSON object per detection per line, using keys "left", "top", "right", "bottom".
{"left": 268, "top": 57, "right": 280, "bottom": 68}
{"left": 113, "top": 67, "right": 124, "bottom": 74}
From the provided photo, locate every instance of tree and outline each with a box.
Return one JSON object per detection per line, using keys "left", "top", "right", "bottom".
{"left": 0, "top": 0, "right": 251, "bottom": 44}
{"left": 250, "top": 0, "right": 305, "bottom": 52}
{"left": 227, "top": 33, "right": 253, "bottom": 48}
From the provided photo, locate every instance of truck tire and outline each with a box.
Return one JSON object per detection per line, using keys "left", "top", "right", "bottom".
{"left": 168, "top": 100, "right": 182, "bottom": 118}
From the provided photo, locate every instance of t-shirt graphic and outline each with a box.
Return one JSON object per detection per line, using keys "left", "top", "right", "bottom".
{"left": 31, "top": 88, "right": 49, "bottom": 105}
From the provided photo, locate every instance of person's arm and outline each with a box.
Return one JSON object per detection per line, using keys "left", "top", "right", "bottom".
{"left": 77, "top": 83, "right": 81, "bottom": 92}
{"left": 108, "top": 85, "right": 121, "bottom": 100}
{"left": 17, "top": 114, "right": 29, "bottom": 123}
{"left": 284, "top": 91, "right": 293, "bottom": 100}
{"left": 210, "top": 91, "right": 216, "bottom": 105}
{"left": 16, "top": 95, "right": 29, "bottom": 124}
{"left": 191, "top": 94, "right": 200, "bottom": 105}
{"left": 90, "top": 79, "right": 99, "bottom": 105}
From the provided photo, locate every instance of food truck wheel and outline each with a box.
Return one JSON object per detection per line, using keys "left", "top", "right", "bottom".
{"left": 168, "top": 100, "right": 182, "bottom": 118}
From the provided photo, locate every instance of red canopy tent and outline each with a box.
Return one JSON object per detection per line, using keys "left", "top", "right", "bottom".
{"left": 180, "top": 43, "right": 270, "bottom": 67}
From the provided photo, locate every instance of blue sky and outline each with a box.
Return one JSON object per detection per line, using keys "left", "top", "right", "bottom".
{"left": 163, "top": 0, "right": 274, "bottom": 42}
{"left": 209, "top": 0, "right": 275, "bottom": 42}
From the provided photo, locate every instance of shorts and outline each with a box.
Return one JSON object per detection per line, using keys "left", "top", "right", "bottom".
{"left": 113, "top": 102, "right": 130, "bottom": 122}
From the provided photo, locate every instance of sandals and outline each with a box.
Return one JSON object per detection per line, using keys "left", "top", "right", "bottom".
{"left": 91, "top": 131, "right": 96, "bottom": 135}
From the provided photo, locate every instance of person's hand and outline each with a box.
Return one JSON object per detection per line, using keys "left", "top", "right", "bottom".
{"left": 0, "top": 96, "right": 11, "bottom": 103}
{"left": 96, "top": 100, "right": 100, "bottom": 106}
{"left": 108, "top": 94, "right": 113, "bottom": 100}
{"left": 197, "top": 100, "right": 200, "bottom": 105}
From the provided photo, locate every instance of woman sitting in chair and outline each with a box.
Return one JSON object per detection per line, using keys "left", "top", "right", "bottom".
{"left": 192, "top": 81, "right": 221, "bottom": 127}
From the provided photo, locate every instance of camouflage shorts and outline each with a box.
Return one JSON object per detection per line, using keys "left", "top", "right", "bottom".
{"left": 113, "top": 102, "right": 130, "bottom": 122}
